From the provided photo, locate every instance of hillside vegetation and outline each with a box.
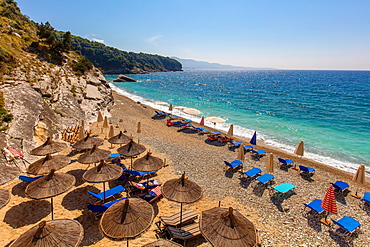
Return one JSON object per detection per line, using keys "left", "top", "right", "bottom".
{"left": 56, "top": 32, "right": 182, "bottom": 74}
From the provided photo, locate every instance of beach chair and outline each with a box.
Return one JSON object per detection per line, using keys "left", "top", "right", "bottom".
{"left": 159, "top": 209, "right": 198, "bottom": 227}
{"left": 155, "top": 111, "right": 171, "bottom": 117}
{"left": 332, "top": 216, "right": 361, "bottom": 237}
{"left": 148, "top": 186, "right": 163, "bottom": 203}
{"left": 244, "top": 145, "right": 254, "bottom": 152}
{"left": 255, "top": 173, "right": 274, "bottom": 185}
{"left": 278, "top": 158, "right": 295, "bottom": 167}
{"left": 224, "top": 160, "right": 243, "bottom": 170}
{"left": 167, "top": 222, "right": 202, "bottom": 245}
{"left": 331, "top": 181, "right": 349, "bottom": 193}
{"left": 303, "top": 199, "right": 324, "bottom": 217}
{"left": 87, "top": 197, "right": 127, "bottom": 213}
{"left": 19, "top": 175, "right": 44, "bottom": 183}
{"left": 299, "top": 165, "right": 315, "bottom": 175}
{"left": 269, "top": 182, "right": 295, "bottom": 197}
{"left": 251, "top": 149, "right": 266, "bottom": 159}
{"left": 228, "top": 140, "right": 244, "bottom": 148}
{"left": 244, "top": 167, "right": 262, "bottom": 179}
{"left": 88, "top": 185, "right": 125, "bottom": 200}
{"left": 360, "top": 192, "right": 370, "bottom": 209}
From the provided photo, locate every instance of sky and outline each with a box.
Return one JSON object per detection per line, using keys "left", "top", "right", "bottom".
{"left": 16, "top": 0, "right": 370, "bottom": 70}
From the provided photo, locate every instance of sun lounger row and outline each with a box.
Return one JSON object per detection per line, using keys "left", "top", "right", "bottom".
{"left": 244, "top": 167, "right": 275, "bottom": 185}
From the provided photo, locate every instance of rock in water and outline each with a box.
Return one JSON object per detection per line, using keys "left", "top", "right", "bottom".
{"left": 113, "top": 75, "right": 137, "bottom": 82}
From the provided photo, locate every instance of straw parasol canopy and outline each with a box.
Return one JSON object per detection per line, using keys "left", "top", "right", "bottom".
{"left": 142, "top": 239, "right": 182, "bottom": 247}
{"left": 108, "top": 125, "right": 115, "bottom": 138}
{"left": 0, "top": 164, "right": 21, "bottom": 185}
{"left": 162, "top": 172, "right": 202, "bottom": 204}
{"left": 103, "top": 116, "right": 109, "bottom": 129}
{"left": 294, "top": 141, "right": 304, "bottom": 156}
{"left": 0, "top": 189, "right": 10, "bottom": 209}
{"left": 200, "top": 207, "right": 257, "bottom": 247}
{"left": 266, "top": 153, "right": 274, "bottom": 173}
{"left": 132, "top": 152, "right": 163, "bottom": 172}
{"left": 83, "top": 160, "right": 123, "bottom": 183}
{"left": 97, "top": 111, "right": 104, "bottom": 123}
{"left": 30, "top": 137, "right": 67, "bottom": 156}
{"left": 100, "top": 198, "right": 154, "bottom": 239}
{"left": 77, "top": 145, "right": 111, "bottom": 164}
{"left": 117, "top": 139, "right": 146, "bottom": 158}
{"left": 27, "top": 154, "right": 70, "bottom": 175}
{"left": 236, "top": 145, "right": 245, "bottom": 162}
{"left": 26, "top": 170, "right": 75, "bottom": 200}
{"left": 9, "top": 219, "right": 84, "bottom": 247}
{"left": 184, "top": 107, "right": 201, "bottom": 115}
{"left": 72, "top": 134, "right": 104, "bottom": 150}
{"left": 227, "top": 124, "right": 234, "bottom": 137}
{"left": 205, "top": 116, "right": 226, "bottom": 124}
{"left": 108, "top": 131, "right": 131, "bottom": 145}
{"left": 352, "top": 164, "right": 366, "bottom": 196}
{"left": 155, "top": 101, "right": 167, "bottom": 105}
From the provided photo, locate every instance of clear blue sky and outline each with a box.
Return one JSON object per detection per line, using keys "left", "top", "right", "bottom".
{"left": 17, "top": 0, "right": 370, "bottom": 70}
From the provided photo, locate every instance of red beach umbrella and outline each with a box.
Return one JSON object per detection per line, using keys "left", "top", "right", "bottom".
{"left": 320, "top": 184, "right": 337, "bottom": 225}
{"left": 199, "top": 116, "right": 205, "bottom": 126}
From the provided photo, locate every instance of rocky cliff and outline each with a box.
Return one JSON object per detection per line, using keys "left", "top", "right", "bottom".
{"left": 1, "top": 52, "right": 113, "bottom": 164}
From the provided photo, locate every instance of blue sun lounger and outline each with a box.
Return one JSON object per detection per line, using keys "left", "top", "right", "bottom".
{"left": 361, "top": 192, "right": 370, "bottom": 204}
{"left": 278, "top": 158, "right": 295, "bottom": 166}
{"left": 255, "top": 173, "right": 274, "bottom": 184}
{"left": 88, "top": 185, "right": 125, "bottom": 200}
{"left": 244, "top": 167, "right": 262, "bottom": 178}
{"left": 155, "top": 111, "right": 171, "bottom": 117}
{"left": 303, "top": 199, "right": 324, "bottom": 214}
{"left": 228, "top": 141, "right": 244, "bottom": 148}
{"left": 251, "top": 149, "right": 266, "bottom": 159}
{"left": 19, "top": 175, "right": 44, "bottom": 183}
{"left": 332, "top": 216, "right": 361, "bottom": 235}
{"left": 331, "top": 181, "right": 349, "bottom": 192}
{"left": 88, "top": 197, "right": 127, "bottom": 213}
{"left": 244, "top": 145, "right": 254, "bottom": 151}
{"left": 299, "top": 165, "right": 315, "bottom": 175}
{"left": 224, "top": 160, "right": 243, "bottom": 170}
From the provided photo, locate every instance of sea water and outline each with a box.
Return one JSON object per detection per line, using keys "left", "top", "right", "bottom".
{"left": 105, "top": 70, "right": 370, "bottom": 174}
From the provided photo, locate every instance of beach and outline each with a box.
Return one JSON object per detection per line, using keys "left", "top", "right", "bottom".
{"left": 1, "top": 91, "right": 369, "bottom": 246}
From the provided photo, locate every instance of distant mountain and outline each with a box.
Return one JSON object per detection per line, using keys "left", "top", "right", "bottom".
{"left": 172, "top": 57, "right": 274, "bottom": 70}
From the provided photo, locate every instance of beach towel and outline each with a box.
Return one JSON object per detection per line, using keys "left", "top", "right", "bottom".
{"left": 6, "top": 147, "right": 25, "bottom": 158}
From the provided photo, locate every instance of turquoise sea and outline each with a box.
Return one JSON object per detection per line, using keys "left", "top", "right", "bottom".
{"left": 105, "top": 70, "right": 370, "bottom": 174}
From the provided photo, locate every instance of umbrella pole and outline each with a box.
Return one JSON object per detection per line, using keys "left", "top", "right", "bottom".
{"left": 51, "top": 197, "right": 54, "bottom": 220}
{"left": 103, "top": 182, "right": 106, "bottom": 203}
{"left": 179, "top": 202, "right": 183, "bottom": 229}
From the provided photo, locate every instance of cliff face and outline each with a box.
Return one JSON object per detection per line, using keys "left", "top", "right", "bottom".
{"left": 1, "top": 52, "right": 114, "bottom": 163}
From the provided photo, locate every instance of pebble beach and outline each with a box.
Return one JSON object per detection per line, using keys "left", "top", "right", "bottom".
{"left": 1, "top": 91, "right": 369, "bottom": 247}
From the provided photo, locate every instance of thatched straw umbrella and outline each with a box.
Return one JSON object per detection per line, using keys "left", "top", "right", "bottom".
{"left": 30, "top": 137, "right": 67, "bottom": 156}
{"left": 142, "top": 239, "right": 182, "bottom": 247}
{"left": 9, "top": 219, "right": 84, "bottom": 247}
{"left": 0, "top": 165, "right": 20, "bottom": 185}
{"left": 132, "top": 152, "right": 163, "bottom": 191}
{"left": 72, "top": 134, "right": 104, "bottom": 150}
{"left": 77, "top": 145, "right": 111, "bottom": 166}
{"left": 83, "top": 160, "right": 123, "bottom": 201}
{"left": 108, "top": 131, "right": 131, "bottom": 146}
{"left": 26, "top": 169, "right": 75, "bottom": 220}
{"left": 162, "top": 172, "right": 202, "bottom": 228}
{"left": 27, "top": 154, "right": 70, "bottom": 175}
{"left": 200, "top": 207, "right": 257, "bottom": 247}
{"left": 100, "top": 198, "right": 154, "bottom": 245}
{"left": 117, "top": 139, "right": 146, "bottom": 168}
{"left": 0, "top": 189, "right": 10, "bottom": 209}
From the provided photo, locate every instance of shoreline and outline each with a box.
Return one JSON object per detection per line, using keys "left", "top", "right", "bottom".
{"left": 109, "top": 83, "right": 369, "bottom": 181}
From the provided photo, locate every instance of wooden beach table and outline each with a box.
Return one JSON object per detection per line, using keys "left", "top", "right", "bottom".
{"left": 159, "top": 209, "right": 198, "bottom": 227}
